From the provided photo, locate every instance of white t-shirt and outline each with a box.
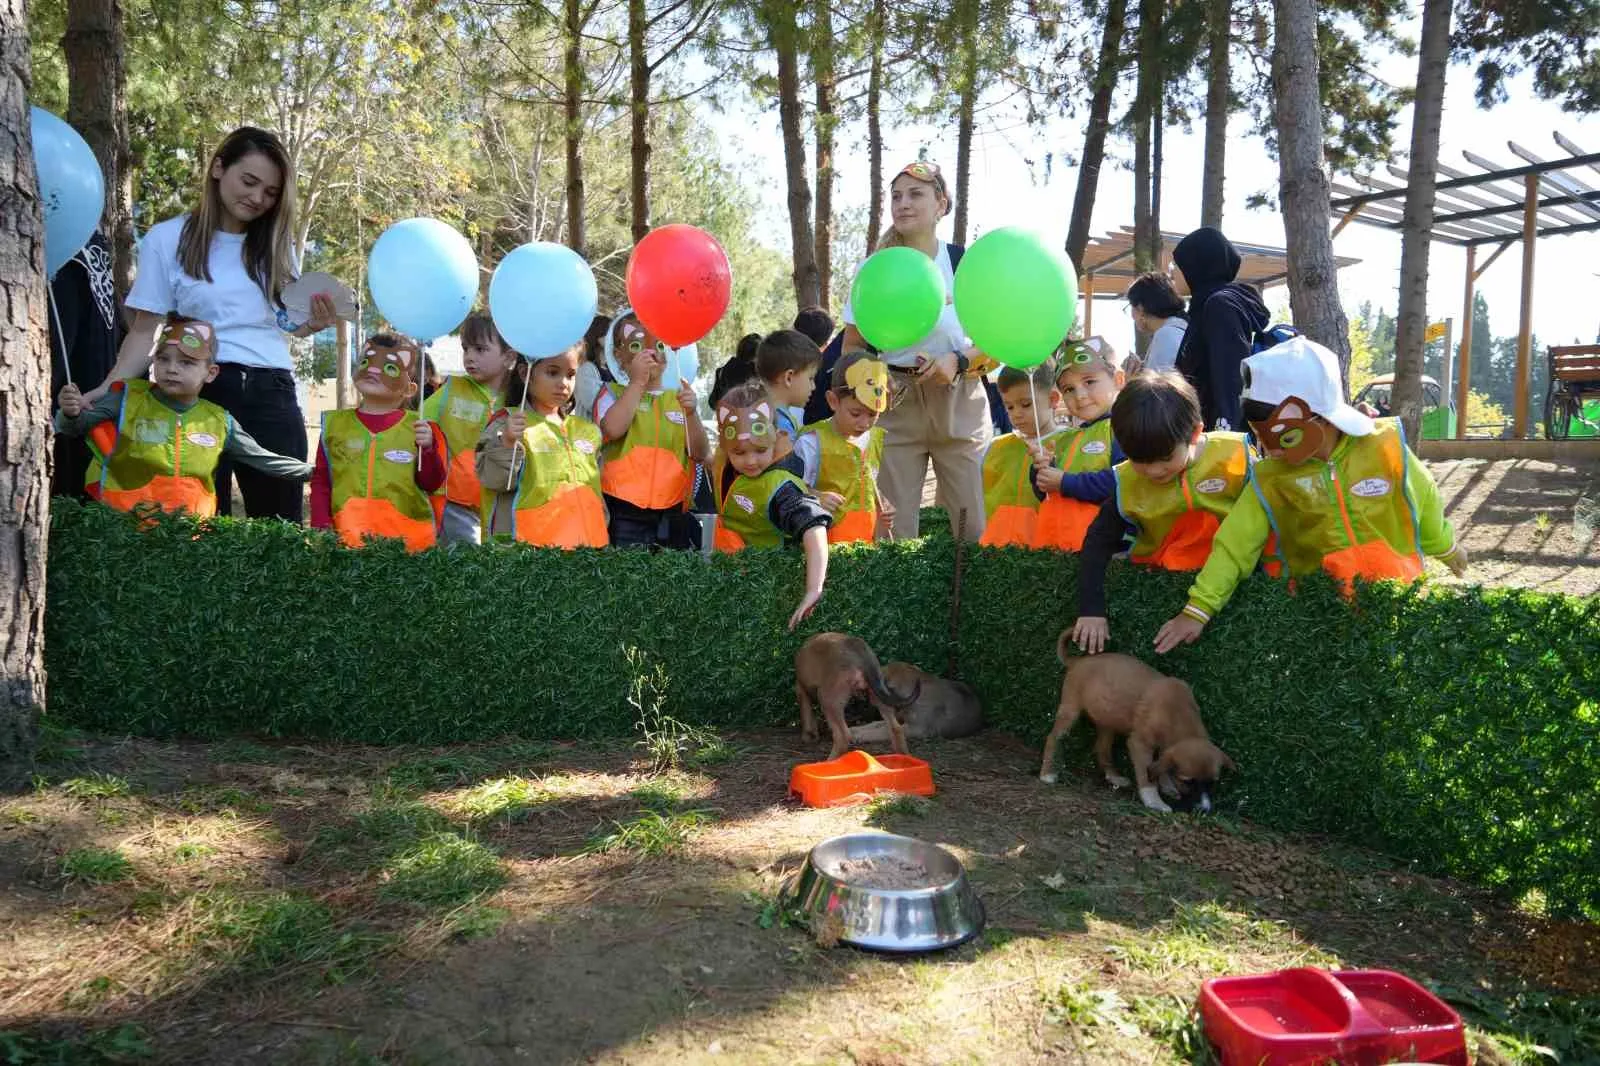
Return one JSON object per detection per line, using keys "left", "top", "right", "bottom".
{"left": 1143, "top": 318, "right": 1188, "bottom": 373}
{"left": 842, "top": 241, "right": 970, "bottom": 368}
{"left": 126, "top": 215, "right": 293, "bottom": 371}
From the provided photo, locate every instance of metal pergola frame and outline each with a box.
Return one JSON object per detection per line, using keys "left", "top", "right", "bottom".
{"left": 1330, "top": 132, "right": 1600, "bottom": 439}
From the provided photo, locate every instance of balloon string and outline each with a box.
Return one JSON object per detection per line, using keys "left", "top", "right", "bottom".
{"left": 46, "top": 284, "right": 73, "bottom": 391}
{"left": 507, "top": 362, "right": 531, "bottom": 492}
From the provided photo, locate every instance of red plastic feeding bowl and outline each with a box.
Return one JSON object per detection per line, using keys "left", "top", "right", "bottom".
{"left": 1199, "top": 967, "right": 1467, "bottom": 1065}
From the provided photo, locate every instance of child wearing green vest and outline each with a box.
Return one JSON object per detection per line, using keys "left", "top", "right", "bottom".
{"left": 476, "top": 342, "right": 608, "bottom": 548}
{"left": 1154, "top": 337, "right": 1468, "bottom": 654}
{"left": 55, "top": 315, "right": 311, "bottom": 517}
{"left": 1032, "top": 336, "right": 1128, "bottom": 550}
{"left": 311, "top": 334, "right": 447, "bottom": 551}
{"left": 793, "top": 350, "right": 893, "bottom": 543}
{"left": 1067, "top": 372, "right": 1253, "bottom": 654}
{"left": 425, "top": 313, "right": 518, "bottom": 545}
{"left": 712, "top": 382, "right": 833, "bottom": 631}
{"left": 980, "top": 361, "right": 1064, "bottom": 547}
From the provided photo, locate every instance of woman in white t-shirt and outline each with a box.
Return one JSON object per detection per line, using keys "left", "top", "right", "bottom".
{"left": 95, "top": 127, "right": 335, "bottom": 521}
{"left": 1125, "top": 271, "right": 1188, "bottom": 373}
{"left": 839, "top": 161, "right": 990, "bottom": 541}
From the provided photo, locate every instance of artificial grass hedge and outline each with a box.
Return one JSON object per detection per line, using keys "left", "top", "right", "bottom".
{"left": 45, "top": 500, "right": 1600, "bottom": 917}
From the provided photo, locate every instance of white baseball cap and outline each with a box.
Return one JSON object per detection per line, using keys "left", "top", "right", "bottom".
{"left": 1241, "top": 336, "right": 1375, "bottom": 437}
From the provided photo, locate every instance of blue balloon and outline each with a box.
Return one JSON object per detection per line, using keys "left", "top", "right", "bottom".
{"left": 30, "top": 107, "right": 105, "bottom": 279}
{"left": 488, "top": 242, "right": 598, "bottom": 359}
{"left": 367, "top": 218, "right": 479, "bottom": 341}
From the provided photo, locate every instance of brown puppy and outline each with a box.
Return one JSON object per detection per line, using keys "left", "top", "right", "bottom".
{"left": 795, "top": 633, "right": 921, "bottom": 759}
{"left": 1038, "top": 632, "right": 1234, "bottom": 813}
{"left": 850, "top": 662, "right": 984, "bottom": 744}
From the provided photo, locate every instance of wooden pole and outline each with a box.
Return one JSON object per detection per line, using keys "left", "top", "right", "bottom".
{"left": 1084, "top": 276, "right": 1094, "bottom": 335}
{"left": 1513, "top": 173, "right": 1538, "bottom": 437}
{"left": 1454, "top": 244, "right": 1475, "bottom": 439}
{"left": 335, "top": 318, "right": 353, "bottom": 410}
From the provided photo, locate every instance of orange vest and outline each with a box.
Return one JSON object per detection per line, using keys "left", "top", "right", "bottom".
{"left": 1114, "top": 433, "right": 1251, "bottom": 572}
{"left": 321, "top": 409, "right": 437, "bottom": 552}
{"left": 1033, "top": 418, "right": 1115, "bottom": 551}
{"left": 597, "top": 385, "right": 692, "bottom": 510}
{"left": 86, "top": 380, "right": 229, "bottom": 517}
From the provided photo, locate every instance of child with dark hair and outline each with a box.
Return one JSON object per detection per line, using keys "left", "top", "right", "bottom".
{"left": 755, "top": 329, "right": 823, "bottom": 445}
{"left": 793, "top": 306, "right": 835, "bottom": 348}
{"left": 710, "top": 331, "right": 762, "bottom": 409}
{"left": 1125, "top": 272, "right": 1188, "bottom": 372}
{"left": 423, "top": 312, "right": 518, "bottom": 544}
{"left": 1067, "top": 371, "right": 1253, "bottom": 653}
{"left": 979, "top": 362, "right": 1062, "bottom": 547}
{"left": 574, "top": 313, "right": 615, "bottom": 419}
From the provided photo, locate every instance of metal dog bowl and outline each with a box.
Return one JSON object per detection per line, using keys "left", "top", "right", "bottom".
{"left": 784, "top": 832, "right": 985, "bottom": 953}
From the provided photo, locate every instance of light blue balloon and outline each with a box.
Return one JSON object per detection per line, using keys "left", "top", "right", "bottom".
{"left": 366, "top": 218, "right": 479, "bottom": 341}
{"left": 488, "top": 242, "right": 598, "bottom": 359}
{"left": 30, "top": 107, "right": 105, "bottom": 279}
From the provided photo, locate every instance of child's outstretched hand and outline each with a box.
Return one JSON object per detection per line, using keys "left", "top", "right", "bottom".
{"left": 817, "top": 491, "right": 845, "bottom": 513}
{"left": 1071, "top": 616, "right": 1110, "bottom": 654}
{"left": 58, "top": 383, "right": 84, "bottom": 418}
{"left": 788, "top": 588, "right": 823, "bottom": 632}
{"left": 414, "top": 419, "right": 433, "bottom": 449}
{"left": 1034, "top": 463, "right": 1065, "bottom": 495}
{"left": 1153, "top": 613, "right": 1205, "bottom": 654}
{"left": 501, "top": 410, "right": 528, "bottom": 445}
{"left": 677, "top": 380, "right": 698, "bottom": 414}
{"left": 1444, "top": 544, "right": 1470, "bottom": 576}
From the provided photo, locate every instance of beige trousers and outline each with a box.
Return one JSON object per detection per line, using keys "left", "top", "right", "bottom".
{"left": 876, "top": 374, "right": 991, "bottom": 541}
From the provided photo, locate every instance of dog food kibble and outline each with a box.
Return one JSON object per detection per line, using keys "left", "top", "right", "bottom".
{"left": 828, "top": 855, "right": 933, "bottom": 890}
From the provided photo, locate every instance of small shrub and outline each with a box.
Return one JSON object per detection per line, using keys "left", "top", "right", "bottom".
{"left": 583, "top": 809, "right": 713, "bottom": 857}
{"left": 60, "top": 773, "right": 130, "bottom": 799}
{"left": 379, "top": 833, "right": 506, "bottom": 907}
{"left": 61, "top": 848, "right": 134, "bottom": 885}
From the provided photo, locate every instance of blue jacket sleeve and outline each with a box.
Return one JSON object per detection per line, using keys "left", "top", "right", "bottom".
{"left": 1056, "top": 437, "right": 1123, "bottom": 501}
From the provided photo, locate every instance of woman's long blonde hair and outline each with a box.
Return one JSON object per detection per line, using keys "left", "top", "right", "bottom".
{"left": 178, "top": 126, "right": 298, "bottom": 307}
{"left": 872, "top": 162, "right": 952, "bottom": 251}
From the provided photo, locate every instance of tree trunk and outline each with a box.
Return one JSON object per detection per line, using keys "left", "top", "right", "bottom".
{"left": 866, "top": 0, "right": 884, "bottom": 251}
{"left": 952, "top": 0, "right": 979, "bottom": 246}
{"left": 62, "top": 0, "right": 131, "bottom": 297}
{"left": 1389, "top": 0, "right": 1451, "bottom": 440}
{"left": 563, "top": 0, "right": 587, "bottom": 257}
{"left": 628, "top": 0, "right": 650, "bottom": 244}
{"left": 1200, "top": 0, "right": 1230, "bottom": 229}
{"left": 1, "top": 0, "right": 49, "bottom": 792}
{"left": 1271, "top": 0, "right": 1351, "bottom": 373}
{"left": 1064, "top": 0, "right": 1127, "bottom": 270}
{"left": 1131, "top": 0, "right": 1161, "bottom": 276}
{"left": 812, "top": 2, "right": 835, "bottom": 306}
{"left": 770, "top": 5, "right": 820, "bottom": 307}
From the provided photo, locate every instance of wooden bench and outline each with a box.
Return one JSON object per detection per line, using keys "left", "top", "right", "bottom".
{"left": 1545, "top": 345, "right": 1600, "bottom": 439}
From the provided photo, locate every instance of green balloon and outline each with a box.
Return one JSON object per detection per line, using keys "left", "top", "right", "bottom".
{"left": 850, "top": 247, "right": 947, "bottom": 351}
{"left": 953, "top": 228, "right": 1078, "bottom": 369}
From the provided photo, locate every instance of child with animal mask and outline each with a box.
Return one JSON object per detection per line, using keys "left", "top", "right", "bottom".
{"left": 55, "top": 315, "right": 311, "bottom": 517}
{"left": 1153, "top": 337, "right": 1467, "bottom": 653}
{"left": 423, "top": 312, "right": 519, "bottom": 545}
{"left": 1067, "top": 371, "right": 1255, "bottom": 654}
{"left": 712, "top": 382, "right": 833, "bottom": 630}
{"left": 594, "top": 309, "right": 711, "bottom": 549}
{"left": 476, "top": 341, "right": 607, "bottom": 547}
{"left": 979, "top": 361, "right": 1064, "bottom": 547}
{"left": 1032, "top": 336, "right": 1129, "bottom": 550}
{"left": 310, "top": 333, "right": 447, "bottom": 551}
{"left": 792, "top": 351, "right": 895, "bottom": 543}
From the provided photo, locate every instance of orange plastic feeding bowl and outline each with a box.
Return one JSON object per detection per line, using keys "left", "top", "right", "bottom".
{"left": 788, "top": 750, "right": 936, "bottom": 808}
{"left": 1199, "top": 967, "right": 1467, "bottom": 1065}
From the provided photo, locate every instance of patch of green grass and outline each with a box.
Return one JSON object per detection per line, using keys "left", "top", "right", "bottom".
{"left": 93, "top": 807, "right": 129, "bottom": 827}
{"left": 451, "top": 776, "right": 547, "bottom": 823}
{"left": 385, "top": 753, "right": 492, "bottom": 792}
{"left": 34, "top": 721, "right": 92, "bottom": 766}
{"left": 61, "top": 848, "right": 134, "bottom": 885}
{"left": 583, "top": 809, "right": 713, "bottom": 857}
{"left": 628, "top": 781, "right": 687, "bottom": 812}
{"left": 1048, "top": 979, "right": 1138, "bottom": 1036}
{"left": 378, "top": 833, "right": 506, "bottom": 907}
{"left": 746, "top": 889, "right": 807, "bottom": 931}
{"left": 0, "top": 1023, "right": 152, "bottom": 1063}
{"left": 1110, "top": 901, "right": 1329, "bottom": 977}
{"left": 171, "top": 842, "right": 216, "bottom": 863}
{"left": 441, "top": 904, "right": 510, "bottom": 941}
{"left": 186, "top": 889, "right": 389, "bottom": 983}
{"left": 63, "top": 975, "right": 122, "bottom": 1010}
{"left": 1129, "top": 994, "right": 1218, "bottom": 1064}
{"left": 864, "top": 792, "right": 932, "bottom": 827}
{"left": 60, "top": 773, "right": 130, "bottom": 799}
{"left": 1438, "top": 982, "right": 1600, "bottom": 1065}
{"left": 174, "top": 786, "right": 270, "bottom": 815}
{"left": 3, "top": 806, "right": 41, "bottom": 826}
{"left": 210, "top": 739, "right": 284, "bottom": 764}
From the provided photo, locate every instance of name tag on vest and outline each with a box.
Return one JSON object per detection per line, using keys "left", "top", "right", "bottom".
{"left": 574, "top": 438, "right": 597, "bottom": 455}
{"left": 1350, "top": 477, "right": 1391, "bottom": 498}
{"left": 1195, "top": 477, "right": 1226, "bottom": 494}
{"left": 383, "top": 449, "right": 415, "bottom": 463}
{"left": 186, "top": 431, "right": 219, "bottom": 448}
{"left": 733, "top": 493, "right": 755, "bottom": 513}
{"left": 666, "top": 411, "right": 686, "bottom": 425}
{"left": 1081, "top": 440, "right": 1108, "bottom": 455}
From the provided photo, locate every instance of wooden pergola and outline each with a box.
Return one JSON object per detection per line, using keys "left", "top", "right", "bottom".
{"left": 1329, "top": 132, "right": 1600, "bottom": 438}
{"left": 1075, "top": 227, "right": 1359, "bottom": 336}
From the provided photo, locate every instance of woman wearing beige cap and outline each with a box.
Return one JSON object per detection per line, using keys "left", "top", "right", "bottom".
{"left": 837, "top": 161, "right": 990, "bottom": 541}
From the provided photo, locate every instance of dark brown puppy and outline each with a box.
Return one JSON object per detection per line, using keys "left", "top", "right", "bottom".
{"left": 1038, "top": 633, "right": 1234, "bottom": 813}
{"left": 794, "top": 633, "right": 921, "bottom": 759}
{"left": 850, "top": 662, "right": 983, "bottom": 744}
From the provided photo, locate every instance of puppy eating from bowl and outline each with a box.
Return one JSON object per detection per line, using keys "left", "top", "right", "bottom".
{"left": 1038, "top": 631, "right": 1234, "bottom": 813}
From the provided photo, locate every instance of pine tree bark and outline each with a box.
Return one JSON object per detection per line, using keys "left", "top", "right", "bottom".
{"left": 1390, "top": 0, "right": 1451, "bottom": 440}
{"left": 62, "top": 0, "right": 131, "bottom": 296}
{"left": 1, "top": 0, "right": 49, "bottom": 792}
{"left": 952, "top": 0, "right": 979, "bottom": 246}
{"left": 866, "top": 0, "right": 885, "bottom": 251}
{"left": 563, "top": 0, "right": 587, "bottom": 256}
{"left": 769, "top": 4, "right": 820, "bottom": 307}
{"left": 1271, "top": 0, "right": 1351, "bottom": 373}
{"left": 628, "top": 0, "right": 650, "bottom": 244}
{"left": 1064, "top": 0, "right": 1127, "bottom": 270}
{"left": 812, "top": 3, "right": 835, "bottom": 306}
{"left": 1131, "top": 0, "right": 1161, "bottom": 275}
{"left": 1200, "top": 0, "right": 1230, "bottom": 229}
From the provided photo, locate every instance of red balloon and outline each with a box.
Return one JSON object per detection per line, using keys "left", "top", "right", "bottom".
{"left": 625, "top": 224, "right": 732, "bottom": 347}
